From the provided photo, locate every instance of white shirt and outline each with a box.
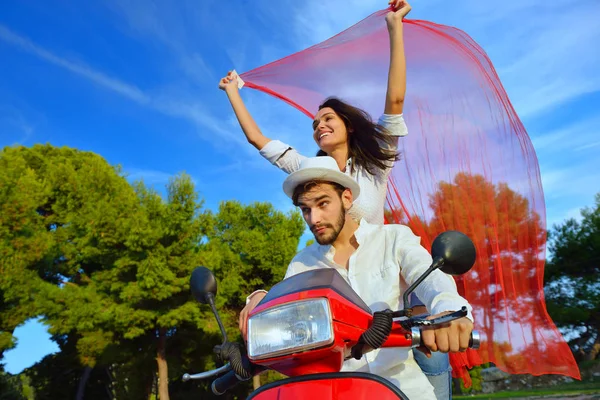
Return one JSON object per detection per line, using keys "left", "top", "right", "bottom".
{"left": 283, "top": 219, "right": 473, "bottom": 400}
{"left": 259, "top": 114, "right": 408, "bottom": 225}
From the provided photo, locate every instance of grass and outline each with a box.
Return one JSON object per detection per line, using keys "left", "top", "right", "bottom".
{"left": 454, "top": 381, "right": 600, "bottom": 399}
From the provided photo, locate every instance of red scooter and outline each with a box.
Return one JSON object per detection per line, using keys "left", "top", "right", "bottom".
{"left": 183, "top": 231, "right": 480, "bottom": 399}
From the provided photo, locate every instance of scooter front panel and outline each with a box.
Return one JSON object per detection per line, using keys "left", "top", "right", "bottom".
{"left": 247, "top": 372, "right": 409, "bottom": 400}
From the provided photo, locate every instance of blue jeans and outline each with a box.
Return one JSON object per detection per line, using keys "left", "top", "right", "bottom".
{"left": 410, "top": 294, "right": 452, "bottom": 400}
{"left": 413, "top": 346, "right": 452, "bottom": 400}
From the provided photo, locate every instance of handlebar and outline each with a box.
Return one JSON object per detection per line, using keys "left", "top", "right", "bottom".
{"left": 191, "top": 306, "right": 480, "bottom": 396}
{"left": 407, "top": 307, "right": 480, "bottom": 349}
{"left": 211, "top": 369, "right": 249, "bottom": 395}
{"left": 208, "top": 328, "right": 481, "bottom": 395}
{"left": 410, "top": 328, "right": 480, "bottom": 350}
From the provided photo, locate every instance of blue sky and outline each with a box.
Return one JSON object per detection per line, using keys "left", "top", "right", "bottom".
{"left": 1, "top": 0, "right": 599, "bottom": 374}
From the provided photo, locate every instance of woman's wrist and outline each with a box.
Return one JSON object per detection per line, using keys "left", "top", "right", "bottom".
{"left": 387, "top": 20, "right": 404, "bottom": 35}
{"left": 225, "top": 85, "right": 240, "bottom": 97}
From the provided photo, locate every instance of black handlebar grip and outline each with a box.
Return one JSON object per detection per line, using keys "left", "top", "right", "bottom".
{"left": 211, "top": 370, "right": 244, "bottom": 396}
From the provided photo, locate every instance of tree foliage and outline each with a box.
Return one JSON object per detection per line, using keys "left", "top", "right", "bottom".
{"left": 0, "top": 144, "right": 139, "bottom": 358}
{"left": 0, "top": 144, "right": 305, "bottom": 398}
{"left": 545, "top": 193, "right": 600, "bottom": 362}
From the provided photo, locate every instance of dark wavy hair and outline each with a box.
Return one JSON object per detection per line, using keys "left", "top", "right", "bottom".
{"left": 315, "top": 97, "right": 400, "bottom": 175}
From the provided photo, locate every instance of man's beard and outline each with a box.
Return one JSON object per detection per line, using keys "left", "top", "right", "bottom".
{"left": 311, "top": 205, "right": 346, "bottom": 245}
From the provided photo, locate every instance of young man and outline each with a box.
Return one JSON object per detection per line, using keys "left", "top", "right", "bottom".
{"left": 239, "top": 156, "right": 474, "bottom": 399}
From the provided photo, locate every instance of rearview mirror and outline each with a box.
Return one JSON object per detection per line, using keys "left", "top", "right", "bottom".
{"left": 190, "top": 266, "right": 217, "bottom": 304}
{"left": 399, "top": 230, "right": 477, "bottom": 317}
{"left": 431, "top": 231, "right": 476, "bottom": 275}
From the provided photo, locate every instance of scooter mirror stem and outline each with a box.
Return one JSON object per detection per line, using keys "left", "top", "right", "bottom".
{"left": 401, "top": 256, "right": 445, "bottom": 315}
{"left": 206, "top": 292, "right": 228, "bottom": 344}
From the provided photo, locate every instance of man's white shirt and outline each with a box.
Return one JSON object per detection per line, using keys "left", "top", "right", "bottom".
{"left": 282, "top": 219, "right": 473, "bottom": 399}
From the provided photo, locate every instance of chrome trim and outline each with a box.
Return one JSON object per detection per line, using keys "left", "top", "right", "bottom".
{"left": 470, "top": 330, "right": 480, "bottom": 350}
{"left": 410, "top": 327, "right": 421, "bottom": 348}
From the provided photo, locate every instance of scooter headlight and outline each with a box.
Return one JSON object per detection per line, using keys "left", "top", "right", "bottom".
{"left": 247, "top": 298, "right": 333, "bottom": 360}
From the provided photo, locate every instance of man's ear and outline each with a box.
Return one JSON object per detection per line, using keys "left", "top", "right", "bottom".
{"left": 342, "top": 188, "right": 353, "bottom": 210}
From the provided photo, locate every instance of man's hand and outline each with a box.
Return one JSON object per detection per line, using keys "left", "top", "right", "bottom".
{"left": 239, "top": 291, "right": 267, "bottom": 341}
{"left": 419, "top": 311, "right": 473, "bottom": 357}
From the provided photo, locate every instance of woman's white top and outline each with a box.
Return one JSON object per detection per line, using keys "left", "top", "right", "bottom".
{"left": 259, "top": 114, "right": 408, "bottom": 224}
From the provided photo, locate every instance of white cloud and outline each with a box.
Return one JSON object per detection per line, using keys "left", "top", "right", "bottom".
{"left": 291, "top": 0, "right": 600, "bottom": 120}
{"left": 547, "top": 203, "right": 590, "bottom": 228}
{"left": 0, "top": 24, "right": 245, "bottom": 150}
{"left": 104, "top": 0, "right": 275, "bottom": 76}
{"left": 107, "top": 0, "right": 202, "bottom": 52}
{"left": 531, "top": 115, "right": 600, "bottom": 152}
{"left": 529, "top": 114, "right": 600, "bottom": 223}
{"left": 541, "top": 163, "right": 600, "bottom": 199}
{"left": 97, "top": 0, "right": 327, "bottom": 159}
{"left": 575, "top": 140, "right": 600, "bottom": 152}
{"left": 292, "top": 0, "right": 382, "bottom": 48}
{"left": 124, "top": 167, "right": 175, "bottom": 185}
{"left": 0, "top": 25, "right": 150, "bottom": 105}
{"left": 541, "top": 159, "right": 600, "bottom": 229}
{"left": 0, "top": 105, "right": 35, "bottom": 145}
{"left": 179, "top": 53, "right": 216, "bottom": 86}
{"left": 433, "top": 0, "right": 600, "bottom": 120}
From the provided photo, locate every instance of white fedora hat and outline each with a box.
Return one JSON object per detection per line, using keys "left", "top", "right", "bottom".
{"left": 283, "top": 156, "right": 360, "bottom": 200}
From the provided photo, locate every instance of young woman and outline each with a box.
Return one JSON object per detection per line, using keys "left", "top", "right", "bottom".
{"left": 220, "top": 1, "right": 409, "bottom": 225}
{"left": 222, "top": 1, "right": 453, "bottom": 398}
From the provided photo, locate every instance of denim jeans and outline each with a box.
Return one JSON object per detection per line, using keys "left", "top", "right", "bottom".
{"left": 413, "top": 346, "right": 452, "bottom": 400}
{"left": 410, "top": 293, "right": 452, "bottom": 400}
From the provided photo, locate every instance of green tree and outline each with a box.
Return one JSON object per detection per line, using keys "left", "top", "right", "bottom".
{"left": 458, "top": 365, "right": 484, "bottom": 394}
{"left": 1, "top": 144, "right": 306, "bottom": 398}
{"left": 22, "top": 334, "right": 111, "bottom": 400}
{"left": 201, "top": 200, "right": 305, "bottom": 307}
{"left": 140, "top": 199, "right": 304, "bottom": 399}
{"left": 197, "top": 200, "right": 305, "bottom": 393}
{"left": 40, "top": 173, "right": 206, "bottom": 400}
{"left": 0, "top": 144, "right": 139, "bottom": 362}
{"left": 545, "top": 193, "right": 600, "bottom": 362}
{"left": 0, "top": 369, "right": 29, "bottom": 400}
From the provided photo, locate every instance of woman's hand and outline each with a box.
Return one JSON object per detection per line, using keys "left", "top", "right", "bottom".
{"left": 219, "top": 71, "right": 239, "bottom": 92}
{"left": 218, "top": 70, "right": 271, "bottom": 150}
{"left": 386, "top": 0, "right": 411, "bottom": 29}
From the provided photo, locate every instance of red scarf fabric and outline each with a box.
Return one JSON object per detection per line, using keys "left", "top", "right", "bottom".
{"left": 239, "top": 8, "right": 580, "bottom": 385}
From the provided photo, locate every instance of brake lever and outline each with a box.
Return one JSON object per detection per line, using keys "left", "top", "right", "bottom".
{"left": 182, "top": 363, "right": 231, "bottom": 381}
{"left": 400, "top": 306, "right": 468, "bottom": 330}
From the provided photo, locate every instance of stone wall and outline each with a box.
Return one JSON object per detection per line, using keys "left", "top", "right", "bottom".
{"left": 480, "top": 367, "right": 578, "bottom": 394}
